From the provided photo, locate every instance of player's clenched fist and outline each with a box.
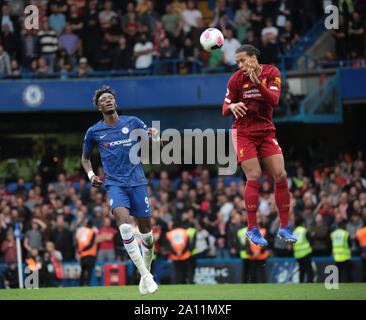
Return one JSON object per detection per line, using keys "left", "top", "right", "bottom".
{"left": 229, "top": 102, "right": 247, "bottom": 119}
{"left": 91, "top": 175, "right": 103, "bottom": 188}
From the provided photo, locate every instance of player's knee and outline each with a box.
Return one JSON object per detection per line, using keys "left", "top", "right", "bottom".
{"left": 275, "top": 170, "right": 287, "bottom": 182}
{"left": 119, "top": 223, "right": 132, "bottom": 235}
{"left": 247, "top": 170, "right": 262, "bottom": 181}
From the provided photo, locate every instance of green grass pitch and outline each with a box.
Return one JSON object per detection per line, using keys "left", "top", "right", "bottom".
{"left": 1, "top": 283, "right": 366, "bottom": 300}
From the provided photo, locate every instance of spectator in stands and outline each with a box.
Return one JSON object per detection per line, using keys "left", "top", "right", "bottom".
{"left": 226, "top": 211, "right": 242, "bottom": 257}
{"left": 157, "top": 37, "right": 177, "bottom": 75}
{"left": 140, "top": 0, "right": 160, "bottom": 34}
{"left": 82, "top": 0, "right": 102, "bottom": 68}
{"left": 347, "top": 213, "right": 364, "bottom": 255}
{"left": 258, "top": 34, "right": 279, "bottom": 65}
{"left": 25, "top": 189, "right": 42, "bottom": 211}
{"left": 58, "top": 24, "right": 82, "bottom": 69}
{"left": 96, "top": 217, "right": 116, "bottom": 262}
{"left": 233, "top": 14, "right": 251, "bottom": 44}
{"left": 1, "top": 230, "right": 17, "bottom": 264}
{"left": 221, "top": 28, "right": 240, "bottom": 72}
{"left": 348, "top": 12, "right": 364, "bottom": 57}
{"left": 261, "top": 17, "right": 279, "bottom": 44}
{"left": 122, "top": 11, "right": 140, "bottom": 45}
{"left": 249, "top": 0, "right": 265, "bottom": 36}
{"left": 0, "top": 4, "right": 15, "bottom": 33}
{"left": 37, "top": 56, "right": 53, "bottom": 74}
{"left": 234, "top": 0, "right": 252, "bottom": 24}
{"left": 1, "top": 260, "right": 19, "bottom": 289}
{"left": 211, "top": 0, "right": 234, "bottom": 30}
{"left": 74, "top": 56, "right": 93, "bottom": 77}
{"left": 98, "top": 0, "right": 118, "bottom": 32}
{"left": 279, "top": 20, "right": 299, "bottom": 54}
{"left": 0, "top": 45, "right": 11, "bottom": 76}
{"left": 50, "top": 215, "right": 74, "bottom": 261}
{"left": 242, "top": 28, "right": 258, "bottom": 47}
{"left": 298, "top": 0, "right": 321, "bottom": 34}
{"left": 161, "top": 4, "right": 181, "bottom": 41}
{"left": 181, "top": 0, "right": 203, "bottom": 34}
{"left": 24, "top": 218, "right": 46, "bottom": 255}
{"left": 332, "top": 14, "right": 347, "bottom": 60}
{"left": 1, "top": 23, "right": 18, "bottom": 60}
{"left": 67, "top": 4, "right": 84, "bottom": 37}
{"left": 310, "top": 214, "right": 331, "bottom": 256}
{"left": 275, "top": 0, "right": 292, "bottom": 31}
{"left": 12, "top": 178, "right": 27, "bottom": 197}
{"left": 37, "top": 20, "right": 58, "bottom": 72}
{"left": 112, "top": 35, "right": 132, "bottom": 70}
{"left": 49, "top": 4, "right": 67, "bottom": 36}
{"left": 49, "top": 0, "right": 68, "bottom": 14}
{"left": 55, "top": 48, "right": 72, "bottom": 73}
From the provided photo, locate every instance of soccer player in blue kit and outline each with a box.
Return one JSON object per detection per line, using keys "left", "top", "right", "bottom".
{"left": 81, "top": 86, "right": 159, "bottom": 295}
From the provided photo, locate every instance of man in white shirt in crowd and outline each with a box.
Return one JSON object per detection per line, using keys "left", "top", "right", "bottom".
{"left": 133, "top": 33, "right": 153, "bottom": 70}
{"left": 261, "top": 17, "right": 279, "bottom": 44}
{"left": 221, "top": 28, "right": 241, "bottom": 72}
{"left": 181, "top": 0, "right": 202, "bottom": 34}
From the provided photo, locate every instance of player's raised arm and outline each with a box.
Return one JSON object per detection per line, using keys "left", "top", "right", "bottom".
{"left": 249, "top": 65, "right": 281, "bottom": 108}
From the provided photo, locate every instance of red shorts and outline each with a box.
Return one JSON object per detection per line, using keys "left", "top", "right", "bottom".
{"left": 232, "top": 129, "right": 282, "bottom": 163}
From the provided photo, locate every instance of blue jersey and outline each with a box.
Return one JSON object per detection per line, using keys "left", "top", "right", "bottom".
{"left": 83, "top": 115, "right": 149, "bottom": 187}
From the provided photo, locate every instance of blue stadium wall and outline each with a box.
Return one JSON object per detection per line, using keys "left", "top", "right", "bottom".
{"left": 0, "top": 68, "right": 365, "bottom": 130}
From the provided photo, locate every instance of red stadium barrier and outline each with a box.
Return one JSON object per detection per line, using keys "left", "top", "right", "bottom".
{"left": 103, "top": 263, "right": 126, "bottom": 286}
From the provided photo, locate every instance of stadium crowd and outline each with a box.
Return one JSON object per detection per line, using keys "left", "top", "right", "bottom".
{"left": 0, "top": 0, "right": 365, "bottom": 77}
{"left": 1, "top": 147, "right": 366, "bottom": 286}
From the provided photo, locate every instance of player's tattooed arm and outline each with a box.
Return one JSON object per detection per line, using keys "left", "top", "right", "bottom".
{"left": 81, "top": 152, "right": 103, "bottom": 188}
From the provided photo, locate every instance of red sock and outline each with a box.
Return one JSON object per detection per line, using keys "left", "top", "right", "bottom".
{"left": 244, "top": 180, "right": 260, "bottom": 231}
{"left": 275, "top": 180, "right": 290, "bottom": 228}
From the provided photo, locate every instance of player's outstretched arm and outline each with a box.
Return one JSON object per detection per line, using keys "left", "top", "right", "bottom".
{"left": 81, "top": 152, "right": 103, "bottom": 188}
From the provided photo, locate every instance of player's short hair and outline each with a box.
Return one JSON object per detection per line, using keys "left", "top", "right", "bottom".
{"left": 93, "top": 85, "right": 116, "bottom": 107}
{"left": 236, "top": 44, "right": 261, "bottom": 58}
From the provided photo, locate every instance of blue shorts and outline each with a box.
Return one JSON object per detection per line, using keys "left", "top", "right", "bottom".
{"left": 106, "top": 184, "right": 152, "bottom": 218}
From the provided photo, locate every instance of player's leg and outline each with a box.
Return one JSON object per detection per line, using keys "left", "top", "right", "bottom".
{"left": 262, "top": 153, "right": 297, "bottom": 242}
{"left": 240, "top": 158, "right": 268, "bottom": 246}
{"left": 129, "top": 185, "right": 158, "bottom": 294}
{"left": 136, "top": 216, "right": 154, "bottom": 272}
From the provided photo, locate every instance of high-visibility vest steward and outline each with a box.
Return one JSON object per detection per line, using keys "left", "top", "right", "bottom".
{"left": 77, "top": 227, "right": 97, "bottom": 258}
{"left": 356, "top": 226, "right": 366, "bottom": 248}
{"left": 330, "top": 229, "right": 351, "bottom": 262}
{"left": 237, "top": 227, "right": 248, "bottom": 259}
{"left": 248, "top": 228, "right": 269, "bottom": 260}
{"left": 51, "top": 252, "right": 63, "bottom": 279}
{"left": 187, "top": 227, "right": 197, "bottom": 256}
{"left": 166, "top": 228, "right": 191, "bottom": 261}
{"left": 293, "top": 226, "right": 312, "bottom": 259}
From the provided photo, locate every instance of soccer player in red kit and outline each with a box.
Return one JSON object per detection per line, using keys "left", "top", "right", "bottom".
{"left": 222, "top": 44, "right": 297, "bottom": 246}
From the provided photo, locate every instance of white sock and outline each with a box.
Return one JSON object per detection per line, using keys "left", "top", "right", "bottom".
{"left": 140, "top": 231, "right": 154, "bottom": 271}
{"left": 119, "top": 224, "right": 149, "bottom": 277}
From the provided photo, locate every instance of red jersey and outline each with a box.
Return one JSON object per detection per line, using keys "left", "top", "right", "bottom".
{"left": 222, "top": 64, "right": 281, "bottom": 133}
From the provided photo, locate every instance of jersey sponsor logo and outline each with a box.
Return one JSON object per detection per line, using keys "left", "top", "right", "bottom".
{"left": 122, "top": 127, "right": 129, "bottom": 134}
{"left": 103, "top": 138, "right": 132, "bottom": 148}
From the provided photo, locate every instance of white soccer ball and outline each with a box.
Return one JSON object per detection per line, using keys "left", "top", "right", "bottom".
{"left": 200, "top": 28, "right": 225, "bottom": 53}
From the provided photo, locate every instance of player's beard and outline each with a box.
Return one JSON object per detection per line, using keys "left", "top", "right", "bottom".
{"left": 104, "top": 109, "right": 116, "bottom": 115}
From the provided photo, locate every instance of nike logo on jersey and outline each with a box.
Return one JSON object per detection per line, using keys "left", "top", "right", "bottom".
{"left": 100, "top": 134, "right": 107, "bottom": 139}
